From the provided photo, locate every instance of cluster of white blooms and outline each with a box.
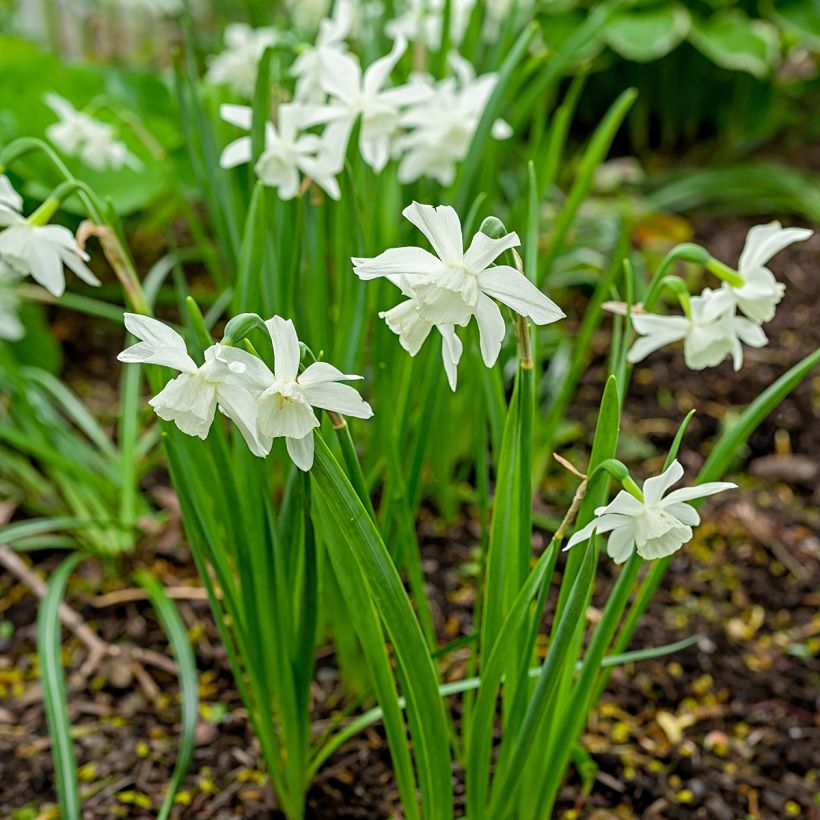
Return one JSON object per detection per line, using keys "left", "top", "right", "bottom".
{"left": 217, "top": 6, "right": 512, "bottom": 198}
{"left": 206, "top": 24, "right": 280, "bottom": 98}
{"left": 629, "top": 223, "right": 813, "bottom": 371}
{"left": 566, "top": 460, "right": 735, "bottom": 564}
{"left": 44, "top": 94, "right": 142, "bottom": 173}
{"left": 118, "top": 314, "right": 373, "bottom": 470}
{"left": 354, "top": 202, "right": 564, "bottom": 389}
{"left": 0, "top": 176, "right": 100, "bottom": 301}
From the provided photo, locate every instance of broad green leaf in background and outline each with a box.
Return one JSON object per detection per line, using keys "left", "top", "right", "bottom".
{"left": 688, "top": 10, "right": 780, "bottom": 78}
{"left": 605, "top": 4, "right": 691, "bottom": 62}
{"left": 0, "top": 36, "right": 179, "bottom": 215}
{"left": 763, "top": 0, "right": 820, "bottom": 51}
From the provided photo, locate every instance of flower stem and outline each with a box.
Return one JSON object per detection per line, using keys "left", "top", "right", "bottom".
{"left": 706, "top": 257, "right": 745, "bottom": 288}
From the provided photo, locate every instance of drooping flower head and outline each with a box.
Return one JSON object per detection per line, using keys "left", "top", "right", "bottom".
{"left": 219, "top": 103, "right": 345, "bottom": 200}
{"left": 628, "top": 288, "right": 766, "bottom": 372}
{"left": 0, "top": 210, "right": 101, "bottom": 298}
{"left": 312, "top": 36, "right": 431, "bottom": 172}
{"left": 720, "top": 221, "right": 812, "bottom": 324}
{"left": 395, "top": 58, "right": 512, "bottom": 186}
{"left": 44, "top": 94, "right": 141, "bottom": 173}
{"left": 565, "top": 460, "right": 735, "bottom": 564}
{"left": 353, "top": 202, "right": 564, "bottom": 389}
{"left": 118, "top": 314, "right": 270, "bottom": 456}
{"left": 250, "top": 317, "right": 374, "bottom": 470}
{"left": 0, "top": 176, "right": 23, "bottom": 214}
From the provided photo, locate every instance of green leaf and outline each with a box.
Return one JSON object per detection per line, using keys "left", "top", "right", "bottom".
{"left": 605, "top": 4, "right": 691, "bottom": 62}
{"left": 763, "top": 0, "right": 820, "bottom": 50}
{"left": 38, "top": 553, "right": 83, "bottom": 820}
{"left": 540, "top": 88, "right": 637, "bottom": 284}
{"left": 133, "top": 571, "right": 199, "bottom": 820}
{"left": 311, "top": 436, "right": 453, "bottom": 820}
{"left": 688, "top": 10, "right": 780, "bottom": 77}
{"left": 486, "top": 548, "right": 595, "bottom": 814}
{"left": 649, "top": 164, "right": 820, "bottom": 223}
{"left": 699, "top": 348, "right": 820, "bottom": 483}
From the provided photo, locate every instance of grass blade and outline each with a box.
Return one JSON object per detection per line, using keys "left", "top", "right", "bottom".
{"left": 37, "top": 552, "right": 83, "bottom": 820}
{"left": 133, "top": 571, "right": 199, "bottom": 820}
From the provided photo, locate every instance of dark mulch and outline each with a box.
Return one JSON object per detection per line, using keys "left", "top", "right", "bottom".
{"left": 1, "top": 218, "right": 818, "bottom": 818}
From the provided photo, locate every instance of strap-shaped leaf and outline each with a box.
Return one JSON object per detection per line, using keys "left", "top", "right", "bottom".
{"left": 38, "top": 552, "right": 83, "bottom": 820}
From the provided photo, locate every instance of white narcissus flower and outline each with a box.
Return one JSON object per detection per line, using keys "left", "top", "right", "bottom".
{"left": 0, "top": 176, "right": 23, "bottom": 214}
{"left": 720, "top": 221, "right": 812, "bottom": 324}
{"left": 395, "top": 65, "right": 511, "bottom": 186}
{"left": 292, "top": 0, "right": 352, "bottom": 103}
{"left": 246, "top": 316, "right": 373, "bottom": 471}
{"left": 353, "top": 202, "right": 564, "bottom": 390}
{"left": 44, "top": 94, "right": 141, "bottom": 173}
{"left": 206, "top": 23, "right": 280, "bottom": 98}
{"left": 565, "top": 460, "right": 735, "bottom": 564}
{"left": 219, "top": 104, "right": 344, "bottom": 200}
{"left": 315, "top": 36, "right": 430, "bottom": 172}
{"left": 385, "top": 0, "right": 473, "bottom": 49}
{"left": 0, "top": 268, "right": 24, "bottom": 341}
{"left": 117, "top": 314, "right": 270, "bottom": 456}
{"left": 0, "top": 210, "right": 101, "bottom": 298}
{"left": 628, "top": 289, "right": 766, "bottom": 372}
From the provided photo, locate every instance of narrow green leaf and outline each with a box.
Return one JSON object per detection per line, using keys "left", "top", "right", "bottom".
{"left": 133, "top": 571, "right": 199, "bottom": 820}
{"left": 311, "top": 436, "right": 453, "bottom": 820}
{"left": 38, "top": 552, "right": 83, "bottom": 820}
{"left": 540, "top": 88, "right": 637, "bottom": 284}
{"left": 486, "top": 548, "right": 595, "bottom": 814}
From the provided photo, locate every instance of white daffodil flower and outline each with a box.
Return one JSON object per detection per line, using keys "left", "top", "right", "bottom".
{"left": 236, "top": 316, "right": 373, "bottom": 471}
{"left": 118, "top": 313, "right": 270, "bottom": 456}
{"left": 44, "top": 94, "right": 141, "bottom": 172}
{"left": 206, "top": 23, "right": 280, "bottom": 98}
{"left": 292, "top": 0, "right": 352, "bottom": 103}
{"left": 314, "top": 36, "right": 430, "bottom": 172}
{"left": 0, "top": 268, "right": 23, "bottom": 341}
{"left": 353, "top": 202, "right": 564, "bottom": 390}
{"left": 219, "top": 103, "right": 344, "bottom": 200}
{"left": 0, "top": 176, "right": 23, "bottom": 214}
{"left": 565, "top": 460, "right": 735, "bottom": 563}
{"left": 395, "top": 67, "right": 511, "bottom": 186}
{"left": 0, "top": 210, "right": 101, "bottom": 298}
{"left": 719, "top": 221, "right": 812, "bottom": 324}
{"left": 386, "top": 0, "right": 473, "bottom": 49}
{"left": 628, "top": 289, "right": 767, "bottom": 372}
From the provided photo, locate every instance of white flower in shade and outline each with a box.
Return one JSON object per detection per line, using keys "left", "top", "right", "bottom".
{"left": 628, "top": 289, "right": 767, "bottom": 372}
{"left": 353, "top": 202, "right": 564, "bottom": 389}
{"left": 0, "top": 176, "right": 23, "bottom": 214}
{"left": 292, "top": 0, "right": 352, "bottom": 103}
{"left": 0, "top": 269, "right": 23, "bottom": 341}
{"left": 385, "top": 0, "right": 473, "bottom": 49}
{"left": 565, "top": 460, "right": 735, "bottom": 563}
{"left": 720, "top": 221, "right": 812, "bottom": 324}
{"left": 395, "top": 65, "right": 511, "bottom": 185}
{"left": 314, "top": 36, "right": 430, "bottom": 172}
{"left": 206, "top": 24, "right": 280, "bottom": 98}
{"left": 219, "top": 103, "right": 344, "bottom": 200}
{"left": 0, "top": 211, "right": 100, "bottom": 298}
{"left": 44, "top": 94, "right": 141, "bottom": 172}
{"left": 117, "top": 314, "right": 270, "bottom": 455}
{"left": 244, "top": 316, "right": 373, "bottom": 471}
